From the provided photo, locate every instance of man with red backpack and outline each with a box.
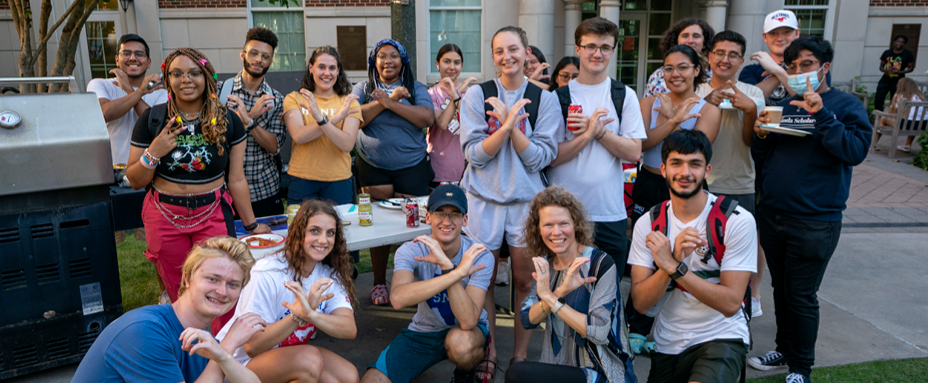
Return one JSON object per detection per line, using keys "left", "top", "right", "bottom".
{"left": 628, "top": 129, "right": 757, "bottom": 383}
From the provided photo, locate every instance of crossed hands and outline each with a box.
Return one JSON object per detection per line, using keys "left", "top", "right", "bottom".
{"left": 531, "top": 256, "right": 597, "bottom": 304}
{"left": 485, "top": 97, "right": 531, "bottom": 133}
{"left": 646, "top": 227, "right": 706, "bottom": 274}
{"left": 567, "top": 106, "right": 614, "bottom": 140}
{"left": 110, "top": 69, "right": 163, "bottom": 96}
{"left": 179, "top": 312, "right": 266, "bottom": 360}
{"left": 654, "top": 93, "right": 702, "bottom": 125}
{"left": 226, "top": 94, "right": 275, "bottom": 127}
{"left": 413, "top": 235, "right": 487, "bottom": 279}
{"left": 371, "top": 86, "right": 410, "bottom": 110}
{"left": 281, "top": 279, "right": 335, "bottom": 324}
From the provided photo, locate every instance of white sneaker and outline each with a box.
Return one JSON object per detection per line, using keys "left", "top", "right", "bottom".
{"left": 158, "top": 291, "right": 170, "bottom": 305}
{"left": 495, "top": 261, "right": 510, "bottom": 286}
{"left": 752, "top": 297, "right": 763, "bottom": 317}
{"left": 785, "top": 372, "right": 810, "bottom": 383}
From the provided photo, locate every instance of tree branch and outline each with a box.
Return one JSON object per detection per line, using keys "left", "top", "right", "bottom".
{"left": 30, "top": 0, "right": 82, "bottom": 64}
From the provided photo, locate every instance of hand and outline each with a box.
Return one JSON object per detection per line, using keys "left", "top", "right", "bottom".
{"left": 109, "top": 68, "right": 132, "bottom": 93}
{"left": 226, "top": 94, "right": 254, "bottom": 127}
{"left": 457, "top": 77, "right": 478, "bottom": 94}
{"left": 530, "top": 63, "right": 552, "bottom": 81}
{"left": 454, "top": 243, "right": 489, "bottom": 279}
{"left": 653, "top": 93, "right": 675, "bottom": 120}
{"left": 566, "top": 109, "right": 590, "bottom": 133}
{"left": 584, "top": 107, "right": 614, "bottom": 140}
{"left": 389, "top": 86, "right": 411, "bottom": 101}
{"left": 489, "top": 98, "right": 532, "bottom": 133}
{"left": 789, "top": 76, "right": 823, "bottom": 113}
{"left": 484, "top": 97, "right": 509, "bottom": 124}
{"left": 179, "top": 328, "right": 231, "bottom": 362}
{"left": 298, "top": 89, "right": 324, "bottom": 122}
{"left": 754, "top": 110, "right": 772, "bottom": 136}
{"left": 140, "top": 73, "right": 163, "bottom": 95}
{"left": 531, "top": 257, "right": 554, "bottom": 301}
{"left": 149, "top": 116, "right": 181, "bottom": 158}
{"left": 371, "top": 89, "right": 394, "bottom": 109}
{"left": 725, "top": 81, "right": 757, "bottom": 114}
{"left": 248, "top": 94, "right": 276, "bottom": 120}
{"left": 645, "top": 231, "right": 677, "bottom": 273}
{"left": 672, "top": 227, "right": 706, "bottom": 263}
{"left": 412, "top": 235, "right": 454, "bottom": 270}
{"left": 669, "top": 97, "right": 702, "bottom": 124}
{"left": 749, "top": 51, "right": 785, "bottom": 75}
{"left": 439, "top": 78, "right": 459, "bottom": 100}
{"left": 703, "top": 86, "right": 728, "bottom": 107}
{"left": 250, "top": 223, "right": 271, "bottom": 234}
{"left": 281, "top": 279, "right": 333, "bottom": 321}
{"left": 218, "top": 312, "right": 267, "bottom": 352}
{"left": 552, "top": 257, "right": 597, "bottom": 297}
{"left": 334, "top": 94, "right": 360, "bottom": 121}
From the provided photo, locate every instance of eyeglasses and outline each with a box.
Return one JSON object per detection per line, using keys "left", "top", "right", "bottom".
{"left": 579, "top": 44, "right": 615, "bottom": 54}
{"left": 710, "top": 50, "right": 743, "bottom": 61}
{"left": 557, "top": 72, "right": 579, "bottom": 81}
{"left": 787, "top": 59, "right": 821, "bottom": 73}
{"left": 168, "top": 70, "right": 205, "bottom": 80}
{"left": 377, "top": 53, "right": 402, "bottom": 61}
{"left": 431, "top": 211, "right": 463, "bottom": 221}
{"left": 119, "top": 50, "right": 147, "bottom": 59}
{"left": 244, "top": 50, "right": 273, "bottom": 62}
{"left": 662, "top": 63, "right": 694, "bottom": 74}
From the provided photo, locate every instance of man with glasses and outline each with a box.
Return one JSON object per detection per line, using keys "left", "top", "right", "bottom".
{"left": 361, "top": 184, "right": 494, "bottom": 383}
{"left": 548, "top": 17, "right": 646, "bottom": 278}
{"left": 219, "top": 26, "right": 286, "bottom": 218}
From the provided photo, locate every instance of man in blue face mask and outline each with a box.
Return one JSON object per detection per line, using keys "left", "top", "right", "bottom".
{"left": 748, "top": 36, "right": 872, "bottom": 383}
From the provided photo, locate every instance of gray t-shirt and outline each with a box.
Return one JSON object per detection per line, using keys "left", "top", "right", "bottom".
{"left": 393, "top": 235, "right": 494, "bottom": 333}
{"left": 352, "top": 80, "right": 432, "bottom": 170}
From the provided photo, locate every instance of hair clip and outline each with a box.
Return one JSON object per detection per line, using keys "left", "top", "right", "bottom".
{"left": 211, "top": 93, "right": 217, "bottom": 99}
{"left": 213, "top": 73, "right": 218, "bottom": 80}
{"left": 167, "top": 93, "right": 171, "bottom": 100}
{"left": 199, "top": 58, "right": 208, "bottom": 66}
{"left": 211, "top": 118, "right": 217, "bottom": 125}
{"left": 160, "top": 63, "right": 165, "bottom": 70}
{"left": 176, "top": 116, "right": 183, "bottom": 124}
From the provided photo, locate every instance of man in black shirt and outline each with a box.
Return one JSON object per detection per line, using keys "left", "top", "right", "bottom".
{"left": 875, "top": 35, "right": 916, "bottom": 112}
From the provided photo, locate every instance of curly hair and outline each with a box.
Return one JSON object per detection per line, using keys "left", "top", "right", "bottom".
{"left": 523, "top": 186, "right": 595, "bottom": 260}
{"left": 162, "top": 48, "right": 230, "bottom": 156}
{"left": 246, "top": 26, "right": 278, "bottom": 50}
{"left": 178, "top": 236, "right": 256, "bottom": 298}
{"left": 301, "top": 46, "right": 353, "bottom": 96}
{"left": 283, "top": 199, "right": 358, "bottom": 311}
{"left": 660, "top": 18, "right": 715, "bottom": 55}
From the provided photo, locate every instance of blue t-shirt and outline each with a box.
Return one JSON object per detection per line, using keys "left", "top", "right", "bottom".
{"left": 352, "top": 80, "right": 432, "bottom": 171}
{"left": 72, "top": 305, "right": 211, "bottom": 383}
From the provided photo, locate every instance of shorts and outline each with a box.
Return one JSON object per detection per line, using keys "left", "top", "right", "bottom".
{"left": 630, "top": 167, "right": 670, "bottom": 226}
{"left": 593, "top": 220, "right": 629, "bottom": 278}
{"left": 233, "top": 193, "right": 283, "bottom": 220}
{"left": 287, "top": 177, "right": 354, "bottom": 206}
{"left": 357, "top": 155, "right": 433, "bottom": 196}
{"left": 369, "top": 323, "right": 490, "bottom": 383}
{"left": 715, "top": 192, "right": 756, "bottom": 217}
{"left": 647, "top": 339, "right": 747, "bottom": 383}
{"left": 466, "top": 193, "right": 530, "bottom": 251}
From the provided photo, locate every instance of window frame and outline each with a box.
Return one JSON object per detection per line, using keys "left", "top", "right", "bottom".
{"left": 425, "top": 0, "right": 484, "bottom": 84}
{"left": 783, "top": 0, "right": 836, "bottom": 41}
{"left": 246, "top": 0, "right": 307, "bottom": 72}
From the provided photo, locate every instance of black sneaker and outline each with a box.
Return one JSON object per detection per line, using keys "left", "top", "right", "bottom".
{"left": 785, "top": 372, "right": 811, "bottom": 383}
{"left": 451, "top": 367, "right": 476, "bottom": 383}
{"left": 748, "top": 351, "right": 788, "bottom": 371}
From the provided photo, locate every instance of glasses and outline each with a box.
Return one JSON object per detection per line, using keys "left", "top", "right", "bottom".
{"left": 787, "top": 59, "right": 821, "bottom": 73}
{"left": 377, "top": 53, "right": 402, "bottom": 61}
{"left": 431, "top": 211, "right": 463, "bottom": 221}
{"left": 244, "top": 50, "right": 273, "bottom": 62}
{"left": 557, "top": 72, "right": 579, "bottom": 81}
{"left": 710, "top": 50, "right": 743, "bottom": 61}
{"left": 119, "top": 50, "right": 147, "bottom": 59}
{"left": 579, "top": 44, "right": 615, "bottom": 54}
{"left": 168, "top": 70, "right": 205, "bottom": 80}
{"left": 662, "top": 63, "right": 694, "bottom": 74}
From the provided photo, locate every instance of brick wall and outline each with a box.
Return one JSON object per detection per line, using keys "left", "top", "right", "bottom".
{"left": 159, "top": 0, "right": 247, "bottom": 8}
{"left": 870, "top": 0, "right": 928, "bottom": 6}
{"left": 305, "top": 0, "right": 390, "bottom": 6}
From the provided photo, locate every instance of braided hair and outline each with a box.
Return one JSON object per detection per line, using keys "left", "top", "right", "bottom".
{"left": 162, "top": 48, "right": 230, "bottom": 156}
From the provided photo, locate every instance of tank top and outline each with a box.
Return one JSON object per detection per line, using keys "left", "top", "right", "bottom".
{"left": 641, "top": 97, "right": 707, "bottom": 168}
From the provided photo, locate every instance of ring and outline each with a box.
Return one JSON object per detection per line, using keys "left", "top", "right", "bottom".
{"left": 540, "top": 269, "right": 546, "bottom": 274}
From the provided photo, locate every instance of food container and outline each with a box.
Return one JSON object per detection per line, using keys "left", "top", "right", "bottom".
{"left": 240, "top": 233, "right": 286, "bottom": 260}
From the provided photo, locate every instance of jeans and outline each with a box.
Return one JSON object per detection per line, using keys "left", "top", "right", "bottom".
{"left": 287, "top": 177, "right": 354, "bottom": 206}
{"left": 757, "top": 206, "right": 842, "bottom": 377}
{"left": 875, "top": 81, "right": 898, "bottom": 113}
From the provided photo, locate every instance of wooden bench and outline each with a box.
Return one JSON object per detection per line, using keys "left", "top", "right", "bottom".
{"left": 833, "top": 78, "right": 870, "bottom": 107}
{"left": 871, "top": 99, "right": 928, "bottom": 158}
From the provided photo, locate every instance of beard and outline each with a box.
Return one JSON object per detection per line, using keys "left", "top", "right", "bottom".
{"left": 667, "top": 175, "right": 705, "bottom": 200}
{"left": 243, "top": 58, "right": 270, "bottom": 78}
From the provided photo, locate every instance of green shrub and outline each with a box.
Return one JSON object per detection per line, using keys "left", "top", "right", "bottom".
{"left": 913, "top": 132, "right": 928, "bottom": 170}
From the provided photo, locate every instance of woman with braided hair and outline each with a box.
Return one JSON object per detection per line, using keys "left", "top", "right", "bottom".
{"left": 127, "top": 48, "right": 271, "bottom": 309}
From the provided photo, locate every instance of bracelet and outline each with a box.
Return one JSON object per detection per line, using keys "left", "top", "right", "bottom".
{"left": 144, "top": 148, "right": 161, "bottom": 165}
{"left": 551, "top": 300, "right": 565, "bottom": 315}
{"left": 291, "top": 313, "right": 308, "bottom": 327}
{"left": 441, "top": 266, "right": 455, "bottom": 275}
{"left": 595, "top": 129, "right": 608, "bottom": 140}
{"left": 757, "top": 131, "right": 768, "bottom": 140}
{"left": 140, "top": 149, "right": 159, "bottom": 169}
{"left": 243, "top": 221, "right": 259, "bottom": 232}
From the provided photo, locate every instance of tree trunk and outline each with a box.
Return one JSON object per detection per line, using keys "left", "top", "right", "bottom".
{"left": 51, "top": 0, "right": 100, "bottom": 93}
{"left": 11, "top": 0, "right": 37, "bottom": 93}
{"left": 37, "top": 0, "right": 53, "bottom": 93}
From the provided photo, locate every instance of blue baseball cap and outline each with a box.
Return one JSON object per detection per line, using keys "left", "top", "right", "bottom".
{"left": 427, "top": 184, "right": 468, "bottom": 214}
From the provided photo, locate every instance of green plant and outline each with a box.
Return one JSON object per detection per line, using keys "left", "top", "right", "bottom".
{"left": 913, "top": 132, "right": 928, "bottom": 170}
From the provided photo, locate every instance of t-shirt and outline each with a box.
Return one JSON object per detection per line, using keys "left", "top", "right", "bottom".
{"left": 87, "top": 79, "right": 168, "bottom": 165}
{"left": 879, "top": 49, "right": 915, "bottom": 85}
{"left": 547, "top": 79, "right": 648, "bottom": 222}
{"left": 628, "top": 192, "right": 757, "bottom": 355}
{"left": 71, "top": 305, "right": 211, "bottom": 383}
{"left": 428, "top": 84, "right": 467, "bottom": 182}
{"left": 131, "top": 109, "right": 247, "bottom": 185}
{"left": 695, "top": 81, "right": 765, "bottom": 195}
{"left": 216, "top": 253, "right": 353, "bottom": 365}
{"left": 892, "top": 94, "right": 925, "bottom": 120}
{"left": 641, "top": 97, "right": 707, "bottom": 168}
{"left": 393, "top": 235, "right": 494, "bottom": 332}
{"left": 352, "top": 80, "right": 432, "bottom": 170}
{"left": 283, "top": 92, "right": 363, "bottom": 182}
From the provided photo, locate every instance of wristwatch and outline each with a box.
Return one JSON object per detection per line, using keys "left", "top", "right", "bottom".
{"left": 551, "top": 297, "right": 567, "bottom": 315}
{"left": 245, "top": 118, "right": 257, "bottom": 132}
{"left": 318, "top": 116, "right": 330, "bottom": 126}
{"left": 243, "top": 221, "right": 259, "bottom": 232}
{"left": 669, "top": 262, "right": 688, "bottom": 280}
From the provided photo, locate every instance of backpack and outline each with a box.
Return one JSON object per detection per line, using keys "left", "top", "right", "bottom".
{"left": 554, "top": 79, "right": 627, "bottom": 125}
{"left": 476, "top": 80, "right": 547, "bottom": 185}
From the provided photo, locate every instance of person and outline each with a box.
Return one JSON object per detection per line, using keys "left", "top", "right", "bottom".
{"left": 428, "top": 43, "right": 478, "bottom": 187}
{"left": 72, "top": 237, "right": 266, "bottom": 383}
{"left": 217, "top": 200, "right": 359, "bottom": 383}
{"left": 876, "top": 77, "right": 924, "bottom": 152}
{"left": 628, "top": 129, "right": 757, "bottom": 383}
{"left": 459, "top": 25, "right": 560, "bottom": 381}
{"left": 360, "top": 184, "right": 494, "bottom": 383}
{"left": 525, "top": 44, "right": 551, "bottom": 84}
{"left": 695, "top": 30, "right": 766, "bottom": 317}
{"left": 352, "top": 39, "right": 435, "bottom": 306}
{"left": 644, "top": 19, "right": 715, "bottom": 98}
{"left": 127, "top": 48, "right": 271, "bottom": 305}
{"left": 283, "top": 46, "right": 363, "bottom": 205}
{"left": 749, "top": 36, "right": 872, "bottom": 383}
{"left": 739, "top": 10, "right": 801, "bottom": 107}
{"left": 219, "top": 27, "right": 287, "bottom": 218}
{"left": 548, "top": 17, "right": 646, "bottom": 280}
{"left": 548, "top": 56, "right": 580, "bottom": 92}
{"left": 508, "top": 185, "right": 636, "bottom": 383}
{"left": 875, "top": 35, "right": 916, "bottom": 114}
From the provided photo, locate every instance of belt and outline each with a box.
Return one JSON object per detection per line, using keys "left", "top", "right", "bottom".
{"left": 157, "top": 188, "right": 223, "bottom": 208}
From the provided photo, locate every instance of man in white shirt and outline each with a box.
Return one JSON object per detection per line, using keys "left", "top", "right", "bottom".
{"left": 628, "top": 129, "right": 757, "bottom": 383}
{"left": 548, "top": 17, "right": 647, "bottom": 278}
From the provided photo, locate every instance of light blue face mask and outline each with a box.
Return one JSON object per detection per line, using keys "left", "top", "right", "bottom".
{"left": 787, "top": 66, "right": 824, "bottom": 95}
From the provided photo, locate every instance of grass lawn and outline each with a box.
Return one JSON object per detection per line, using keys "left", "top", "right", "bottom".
{"left": 747, "top": 358, "right": 928, "bottom": 383}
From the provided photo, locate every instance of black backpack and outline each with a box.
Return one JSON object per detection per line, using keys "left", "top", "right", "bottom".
{"left": 554, "top": 79, "right": 627, "bottom": 126}
{"left": 473, "top": 80, "right": 546, "bottom": 184}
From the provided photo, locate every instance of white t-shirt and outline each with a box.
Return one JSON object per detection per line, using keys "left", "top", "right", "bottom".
{"left": 87, "top": 78, "right": 168, "bottom": 164}
{"left": 628, "top": 192, "right": 757, "bottom": 355}
{"left": 546, "top": 78, "right": 648, "bottom": 222}
{"left": 695, "top": 81, "right": 764, "bottom": 195}
{"left": 215, "top": 254, "right": 353, "bottom": 365}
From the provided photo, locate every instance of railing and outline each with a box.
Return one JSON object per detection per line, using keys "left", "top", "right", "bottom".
{"left": 0, "top": 76, "right": 80, "bottom": 93}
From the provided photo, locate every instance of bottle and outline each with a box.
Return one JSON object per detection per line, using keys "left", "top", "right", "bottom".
{"left": 358, "top": 193, "right": 373, "bottom": 226}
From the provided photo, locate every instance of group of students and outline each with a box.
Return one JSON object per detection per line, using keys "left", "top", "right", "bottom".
{"left": 75, "top": 7, "right": 875, "bottom": 383}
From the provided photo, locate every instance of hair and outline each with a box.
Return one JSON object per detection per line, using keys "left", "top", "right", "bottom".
{"left": 664, "top": 45, "right": 708, "bottom": 89}
{"left": 891, "top": 77, "right": 926, "bottom": 112}
{"left": 283, "top": 199, "right": 357, "bottom": 311}
{"left": 894, "top": 34, "right": 909, "bottom": 44}
{"left": 493, "top": 26, "right": 530, "bottom": 51}
{"left": 436, "top": 43, "right": 464, "bottom": 64}
{"left": 710, "top": 30, "right": 747, "bottom": 56}
{"left": 118, "top": 34, "right": 150, "bottom": 58}
{"left": 549, "top": 56, "right": 580, "bottom": 91}
{"left": 660, "top": 18, "right": 715, "bottom": 55}
{"left": 523, "top": 186, "right": 595, "bottom": 260}
{"left": 783, "top": 35, "right": 834, "bottom": 66}
{"left": 162, "top": 48, "right": 229, "bottom": 155}
{"left": 245, "top": 26, "right": 278, "bottom": 50}
{"left": 574, "top": 16, "right": 620, "bottom": 47}
{"left": 661, "top": 129, "right": 713, "bottom": 164}
{"left": 365, "top": 40, "right": 417, "bottom": 104}
{"left": 301, "top": 46, "right": 353, "bottom": 96}
{"left": 178, "top": 236, "right": 256, "bottom": 298}
{"left": 527, "top": 45, "right": 547, "bottom": 64}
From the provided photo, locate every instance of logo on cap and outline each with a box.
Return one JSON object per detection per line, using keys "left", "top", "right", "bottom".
{"left": 446, "top": 192, "right": 453, "bottom": 197}
{"left": 771, "top": 12, "right": 791, "bottom": 22}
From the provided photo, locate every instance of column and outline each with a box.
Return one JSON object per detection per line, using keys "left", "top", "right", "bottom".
{"left": 564, "top": 0, "right": 584, "bottom": 57}
{"left": 599, "top": 0, "right": 620, "bottom": 79}
{"left": 726, "top": 0, "right": 765, "bottom": 56}
{"left": 519, "top": 0, "right": 556, "bottom": 61}
{"left": 704, "top": 0, "right": 729, "bottom": 33}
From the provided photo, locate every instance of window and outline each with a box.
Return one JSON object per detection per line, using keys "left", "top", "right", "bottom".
{"left": 428, "top": 0, "right": 481, "bottom": 74}
{"left": 85, "top": 21, "right": 118, "bottom": 80}
{"left": 785, "top": 0, "right": 829, "bottom": 38}
{"left": 250, "top": 0, "right": 306, "bottom": 72}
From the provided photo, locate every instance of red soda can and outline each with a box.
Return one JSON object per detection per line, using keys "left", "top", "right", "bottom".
{"left": 567, "top": 104, "right": 583, "bottom": 131}
{"left": 405, "top": 199, "right": 420, "bottom": 227}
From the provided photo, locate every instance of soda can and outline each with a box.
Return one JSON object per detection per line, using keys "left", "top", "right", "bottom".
{"left": 567, "top": 104, "right": 583, "bottom": 131}
{"left": 405, "top": 199, "right": 420, "bottom": 228}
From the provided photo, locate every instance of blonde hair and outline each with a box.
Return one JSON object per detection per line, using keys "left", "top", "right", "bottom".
{"left": 891, "top": 78, "right": 926, "bottom": 112}
{"left": 178, "top": 236, "right": 255, "bottom": 297}
{"left": 162, "top": 48, "right": 230, "bottom": 155}
{"left": 523, "top": 186, "right": 595, "bottom": 260}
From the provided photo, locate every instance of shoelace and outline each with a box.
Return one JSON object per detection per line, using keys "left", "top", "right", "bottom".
{"left": 785, "top": 372, "right": 806, "bottom": 383}
{"left": 759, "top": 351, "right": 782, "bottom": 363}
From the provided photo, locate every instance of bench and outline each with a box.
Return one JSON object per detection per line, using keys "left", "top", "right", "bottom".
{"left": 870, "top": 99, "right": 928, "bottom": 158}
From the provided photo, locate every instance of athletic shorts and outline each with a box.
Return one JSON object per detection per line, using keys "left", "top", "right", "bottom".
{"left": 369, "top": 323, "right": 489, "bottom": 383}
{"left": 466, "top": 193, "right": 530, "bottom": 251}
{"left": 357, "top": 156, "right": 433, "bottom": 196}
{"left": 647, "top": 339, "right": 747, "bottom": 383}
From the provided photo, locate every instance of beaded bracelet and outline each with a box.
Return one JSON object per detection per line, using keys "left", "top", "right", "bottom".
{"left": 140, "top": 150, "right": 157, "bottom": 169}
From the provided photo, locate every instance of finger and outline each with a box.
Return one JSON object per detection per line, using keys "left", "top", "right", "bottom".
{"left": 789, "top": 100, "right": 805, "bottom": 108}
{"left": 583, "top": 277, "right": 598, "bottom": 284}
{"left": 806, "top": 76, "right": 813, "bottom": 92}
{"left": 602, "top": 118, "right": 616, "bottom": 125}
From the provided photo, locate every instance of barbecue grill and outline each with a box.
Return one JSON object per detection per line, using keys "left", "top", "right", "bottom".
{"left": 0, "top": 77, "right": 123, "bottom": 379}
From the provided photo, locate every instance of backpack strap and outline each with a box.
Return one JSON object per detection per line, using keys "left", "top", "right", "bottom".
{"left": 649, "top": 200, "right": 670, "bottom": 235}
{"left": 480, "top": 80, "right": 498, "bottom": 124}
{"left": 523, "top": 81, "right": 542, "bottom": 130}
{"left": 148, "top": 103, "right": 169, "bottom": 135}
{"left": 705, "top": 195, "right": 739, "bottom": 265}
{"left": 555, "top": 84, "right": 571, "bottom": 122}
{"left": 610, "top": 79, "right": 626, "bottom": 125}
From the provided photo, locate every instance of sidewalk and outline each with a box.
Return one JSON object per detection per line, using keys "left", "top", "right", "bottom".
{"left": 842, "top": 151, "right": 928, "bottom": 230}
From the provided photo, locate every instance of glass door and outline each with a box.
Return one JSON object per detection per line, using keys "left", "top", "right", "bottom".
{"left": 79, "top": 3, "right": 124, "bottom": 87}
{"left": 617, "top": 14, "right": 645, "bottom": 94}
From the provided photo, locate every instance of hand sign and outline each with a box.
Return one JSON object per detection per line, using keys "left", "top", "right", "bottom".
{"left": 789, "top": 76, "right": 823, "bottom": 113}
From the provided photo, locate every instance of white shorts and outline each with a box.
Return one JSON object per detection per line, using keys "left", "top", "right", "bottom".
{"left": 466, "top": 192, "right": 530, "bottom": 251}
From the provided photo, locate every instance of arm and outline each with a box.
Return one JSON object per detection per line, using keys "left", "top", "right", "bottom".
{"left": 813, "top": 106, "right": 873, "bottom": 166}
{"left": 693, "top": 103, "right": 721, "bottom": 144}
{"left": 307, "top": 307, "right": 357, "bottom": 340}
{"left": 433, "top": 84, "right": 460, "bottom": 131}
{"left": 749, "top": 52, "right": 793, "bottom": 97}
{"left": 252, "top": 94, "right": 286, "bottom": 154}
{"left": 459, "top": 88, "right": 496, "bottom": 169}
{"left": 599, "top": 94, "right": 645, "bottom": 162}
{"left": 513, "top": 91, "right": 561, "bottom": 172}
{"left": 226, "top": 137, "right": 268, "bottom": 232}
{"left": 375, "top": 86, "right": 436, "bottom": 128}
{"left": 642, "top": 96, "right": 702, "bottom": 151}
{"left": 529, "top": 257, "right": 598, "bottom": 338}
{"left": 125, "top": 110, "right": 180, "bottom": 190}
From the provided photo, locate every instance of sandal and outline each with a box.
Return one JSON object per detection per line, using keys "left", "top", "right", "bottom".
{"left": 371, "top": 284, "right": 390, "bottom": 306}
{"left": 476, "top": 354, "right": 497, "bottom": 383}
{"left": 629, "top": 333, "right": 646, "bottom": 354}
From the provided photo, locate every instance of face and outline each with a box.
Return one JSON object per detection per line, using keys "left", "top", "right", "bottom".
{"left": 524, "top": 50, "right": 541, "bottom": 77}
{"left": 708, "top": 41, "right": 745, "bottom": 79}
{"left": 576, "top": 34, "right": 616, "bottom": 76}
{"left": 302, "top": 213, "right": 337, "bottom": 262}
{"left": 786, "top": 49, "right": 828, "bottom": 88}
{"left": 375, "top": 45, "right": 402, "bottom": 83}
{"left": 538, "top": 205, "right": 577, "bottom": 256}
{"left": 436, "top": 51, "right": 463, "bottom": 81}
{"left": 310, "top": 53, "right": 339, "bottom": 92}
{"left": 678, "top": 24, "right": 706, "bottom": 53}
{"left": 893, "top": 37, "right": 906, "bottom": 50}
{"left": 763, "top": 27, "right": 800, "bottom": 58}
{"left": 661, "top": 151, "right": 711, "bottom": 200}
{"left": 662, "top": 52, "right": 698, "bottom": 93}
{"left": 493, "top": 32, "right": 526, "bottom": 77}
{"left": 241, "top": 40, "right": 274, "bottom": 78}
{"left": 167, "top": 55, "right": 206, "bottom": 103}
{"left": 556, "top": 64, "right": 580, "bottom": 88}
{"left": 116, "top": 41, "right": 151, "bottom": 79}
{"left": 426, "top": 205, "right": 467, "bottom": 244}
{"left": 182, "top": 256, "right": 245, "bottom": 319}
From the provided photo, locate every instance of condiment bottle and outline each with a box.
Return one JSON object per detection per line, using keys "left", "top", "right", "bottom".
{"left": 358, "top": 193, "right": 373, "bottom": 226}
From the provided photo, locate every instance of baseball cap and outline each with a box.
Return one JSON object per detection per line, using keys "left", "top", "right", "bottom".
{"left": 428, "top": 184, "right": 468, "bottom": 214}
{"left": 764, "top": 10, "right": 799, "bottom": 34}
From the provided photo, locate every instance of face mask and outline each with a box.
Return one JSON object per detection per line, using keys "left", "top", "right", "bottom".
{"left": 787, "top": 66, "right": 824, "bottom": 95}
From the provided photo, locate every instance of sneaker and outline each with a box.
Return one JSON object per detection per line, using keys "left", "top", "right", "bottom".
{"left": 371, "top": 284, "right": 390, "bottom": 306}
{"left": 628, "top": 333, "right": 646, "bottom": 354}
{"left": 785, "top": 372, "right": 810, "bottom": 383}
{"left": 495, "top": 260, "right": 510, "bottom": 286}
{"left": 158, "top": 290, "right": 170, "bottom": 305}
{"left": 642, "top": 341, "right": 656, "bottom": 355}
{"left": 748, "top": 351, "right": 788, "bottom": 371}
{"left": 752, "top": 297, "right": 763, "bottom": 318}
{"left": 898, "top": 145, "right": 911, "bottom": 153}
{"left": 451, "top": 367, "right": 476, "bottom": 383}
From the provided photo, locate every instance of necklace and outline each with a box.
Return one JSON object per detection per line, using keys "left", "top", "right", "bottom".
{"left": 180, "top": 111, "right": 200, "bottom": 119}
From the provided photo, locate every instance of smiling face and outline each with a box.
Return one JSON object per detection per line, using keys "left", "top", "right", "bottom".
{"left": 663, "top": 52, "right": 699, "bottom": 94}
{"left": 375, "top": 44, "right": 402, "bottom": 83}
{"left": 763, "top": 27, "right": 800, "bottom": 58}
{"left": 426, "top": 205, "right": 467, "bottom": 245}
{"left": 661, "top": 150, "right": 711, "bottom": 200}
{"left": 436, "top": 51, "right": 463, "bottom": 81}
{"left": 678, "top": 24, "right": 706, "bottom": 53}
{"left": 556, "top": 64, "right": 579, "bottom": 88}
{"left": 538, "top": 205, "right": 579, "bottom": 257}
{"left": 893, "top": 37, "right": 906, "bottom": 51}
{"left": 116, "top": 41, "right": 151, "bottom": 79}
{"left": 576, "top": 34, "right": 616, "bottom": 77}
{"left": 182, "top": 256, "right": 245, "bottom": 319}
{"left": 709, "top": 40, "right": 744, "bottom": 79}
{"left": 241, "top": 39, "right": 274, "bottom": 78}
{"left": 493, "top": 31, "right": 527, "bottom": 78}
{"left": 311, "top": 53, "right": 339, "bottom": 93}
{"left": 302, "top": 213, "right": 337, "bottom": 263}
{"left": 167, "top": 55, "right": 206, "bottom": 104}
